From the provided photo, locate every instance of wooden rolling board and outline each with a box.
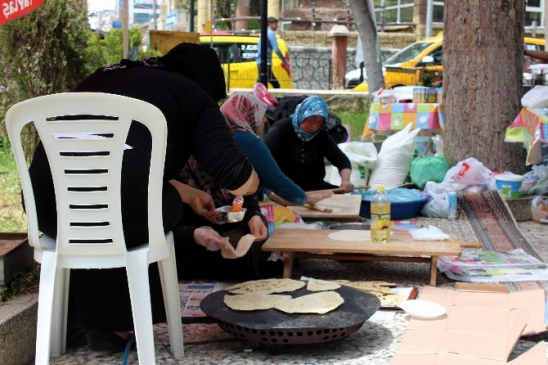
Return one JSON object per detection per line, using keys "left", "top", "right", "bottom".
{"left": 288, "top": 194, "right": 362, "bottom": 220}
{"left": 262, "top": 229, "right": 462, "bottom": 257}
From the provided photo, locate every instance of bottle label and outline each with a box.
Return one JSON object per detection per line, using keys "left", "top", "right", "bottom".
{"left": 371, "top": 212, "right": 390, "bottom": 243}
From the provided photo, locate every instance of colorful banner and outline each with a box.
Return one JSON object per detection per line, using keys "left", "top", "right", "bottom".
{"left": 1, "top": 0, "right": 44, "bottom": 25}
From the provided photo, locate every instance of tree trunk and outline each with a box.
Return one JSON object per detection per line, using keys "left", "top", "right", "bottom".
{"left": 443, "top": 0, "right": 526, "bottom": 173}
{"left": 350, "top": 0, "right": 384, "bottom": 95}
{"left": 235, "top": 0, "right": 250, "bottom": 32}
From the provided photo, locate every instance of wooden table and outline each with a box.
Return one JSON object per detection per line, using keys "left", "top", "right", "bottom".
{"left": 262, "top": 229, "right": 465, "bottom": 286}
{"left": 288, "top": 194, "right": 362, "bottom": 221}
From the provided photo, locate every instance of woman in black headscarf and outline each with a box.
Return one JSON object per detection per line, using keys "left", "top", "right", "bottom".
{"left": 27, "top": 43, "right": 259, "bottom": 350}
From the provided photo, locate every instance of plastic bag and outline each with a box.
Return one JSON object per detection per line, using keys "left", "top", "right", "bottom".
{"left": 520, "top": 165, "right": 548, "bottom": 196}
{"left": 531, "top": 196, "right": 548, "bottom": 223}
{"left": 410, "top": 155, "right": 449, "bottom": 188}
{"left": 521, "top": 85, "right": 548, "bottom": 108}
{"left": 372, "top": 88, "right": 397, "bottom": 104}
{"left": 432, "top": 134, "right": 444, "bottom": 156}
{"left": 368, "top": 124, "right": 421, "bottom": 189}
{"left": 329, "top": 142, "right": 378, "bottom": 187}
{"left": 442, "top": 157, "right": 493, "bottom": 190}
{"left": 420, "top": 181, "right": 457, "bottom": 218}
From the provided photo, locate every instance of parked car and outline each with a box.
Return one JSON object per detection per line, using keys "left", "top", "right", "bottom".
{"left": 199, "top": 34, "right": 293, "bottom": 89}
{"left": 348, "top": 33, "right": 545, "bottom": 92}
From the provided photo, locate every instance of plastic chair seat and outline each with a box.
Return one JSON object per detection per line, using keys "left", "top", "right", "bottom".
{"left": 6, "top": 92, "right": 184, "bottom": 364}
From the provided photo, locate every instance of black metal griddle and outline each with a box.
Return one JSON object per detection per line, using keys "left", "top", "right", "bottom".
{"left": 200, "top": 285, "right": 380, "bottom": 353}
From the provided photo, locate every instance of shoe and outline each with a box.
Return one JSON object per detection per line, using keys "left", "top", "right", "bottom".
{"left": 86, "top": 330, "right": 135, "bottom": 353}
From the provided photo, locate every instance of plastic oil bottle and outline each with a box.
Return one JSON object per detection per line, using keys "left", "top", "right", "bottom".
{"left": 371, "top": 186, "right": 391, "bottom": 243}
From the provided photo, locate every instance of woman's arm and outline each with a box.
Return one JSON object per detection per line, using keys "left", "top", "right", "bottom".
{"left": 191, "top": 101, "right": 258, "bottom": 194}
{"left": 168, "top": 179, "right": 217, "bottom": 219}
{"left": 338, "top": 168, "right": 355, "bottom": 192}
{"left": 235, "top": 131, "right": 307, "bottom": 205}
{"left": 524, "top": 49, "right": 548, "bottom": 62}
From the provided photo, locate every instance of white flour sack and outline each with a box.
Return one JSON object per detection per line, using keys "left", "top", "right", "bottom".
{"left": 328, "top": 142, "right": 378, "bottom": 187}
{"left": 368, "top": 124, "right": 421, "bottom": 189}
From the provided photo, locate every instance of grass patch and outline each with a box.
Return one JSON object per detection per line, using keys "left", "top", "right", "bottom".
{"left": 0, "top": 263, "right": 39, "bottom": 305}
{"left": 0, "top": 148, "right": 26, "bottom": 233}
{"left": 337, "top": 111, "right": 367, "bottom": 142}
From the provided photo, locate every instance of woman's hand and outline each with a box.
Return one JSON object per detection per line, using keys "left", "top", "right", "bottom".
{"left": 248, "top": 215, "right": 268, "bottom": 241}
{"left": 169, "top": 180, "right": 217, "bottom": 219}
{"left": 340, "top": 181, "right": 355, "bottom": 193}
{"left": 194, "top": 226, "right": 228, "bottom": 251}
{"left": 339, "top": 168, "right": 355, "bottom": 193}
{"left": 306, "top": 191, "right": 333, "bottom": 205}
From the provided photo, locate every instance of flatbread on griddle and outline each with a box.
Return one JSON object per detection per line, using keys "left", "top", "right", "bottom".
{"left": 226, "top": 278, "right": 306, "bottom": 295}
{"left": 307, "top": 278, "right": 341, "bottom": 292}
{"left": 274, "top": 291, "right": 344, "bottom": 314}
{"left": 224, "top": 293, "right": 292, "bottom": 311}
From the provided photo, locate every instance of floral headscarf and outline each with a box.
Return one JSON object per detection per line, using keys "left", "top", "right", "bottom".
{"left": 291, "top": 96, "right": 329, "bottom": 142}
{"left": 220, "top": 93, "right": 267, "bottom": 136}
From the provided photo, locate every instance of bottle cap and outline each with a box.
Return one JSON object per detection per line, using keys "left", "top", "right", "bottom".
{"left": 377, "top": 186, "right": 385, "bottom": 191}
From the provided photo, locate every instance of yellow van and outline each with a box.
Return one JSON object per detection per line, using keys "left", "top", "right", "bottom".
{"left": 199, "top": 34, "right": 293, "bottom": 90}
{"left": 352, "top": 33, "right": 545, "bottom": 92}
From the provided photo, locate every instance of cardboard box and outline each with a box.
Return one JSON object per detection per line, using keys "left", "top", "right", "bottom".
{"left": 391, "top": 285, "right": 548, "bottom": 365}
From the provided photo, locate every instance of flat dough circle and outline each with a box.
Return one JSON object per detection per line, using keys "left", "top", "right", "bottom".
{"left": 226, "top": 278, "right": 306, "bottom": 295}
{"left": 274, "top": 291, "right": 344, "bottom": 314}
{"left": 328, "top": 230, "right": 372, "bottom": 241}
{"left": 224, "top": 293, "right": 292, "bottom": 311}
{"left": 221, "top": 234, "right": 256, "bottom": 259}
{"left": 307, "top": 278, "right": 341, "bottom": 292}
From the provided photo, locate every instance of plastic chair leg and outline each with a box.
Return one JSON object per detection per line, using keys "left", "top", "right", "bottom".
{"left": 34, "top": 253, "right": 58, "bottom": 365}
{"left": 125, "top": 251, "right": 156, "bottom": 364}
{"left": 158, "top": 241, "right": 184, "bottom": 357}
{"left": 50, "top": 268, "right": 70, "bottom": 357}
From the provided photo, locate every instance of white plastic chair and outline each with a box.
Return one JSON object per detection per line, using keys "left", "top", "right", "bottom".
{"left": 6, "top": 92, "right": 184, "bottom": 364}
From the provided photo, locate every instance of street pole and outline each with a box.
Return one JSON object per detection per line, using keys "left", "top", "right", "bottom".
{"left": 152, "top": 0, "right": 157, "bottom": 29}
{"left": 123, "top": 0, "right": 129, "bottom": 59}
{"left": 259, "top": 0, "right": 268, "bottom": 87}
{"left": 425, "top": 0, "right": 433, "bottom": 38}
{"left": 190, "top": 0, "right": 195, "bottom": 32}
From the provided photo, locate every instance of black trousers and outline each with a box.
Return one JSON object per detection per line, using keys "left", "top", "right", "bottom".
{"left": 257, "top": 64, "right": 280, "bottom": 89}
{"left": 28, "top": 145, "right": 185, "bottom": 331}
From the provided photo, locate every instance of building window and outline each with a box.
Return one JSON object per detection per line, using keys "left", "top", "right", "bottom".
{"left": 433, "top": 0, "right": 444, "bottom": 23}
{"left": 526, "top": 0, "right": 543, "bottom": 27}
{"left": 374, "top": 0, "right": 414, "bottom": 24}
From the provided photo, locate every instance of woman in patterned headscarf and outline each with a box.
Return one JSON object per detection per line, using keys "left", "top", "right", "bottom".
{"left": 264, "top": 95, "right": 355, "bottom": 192}
{"left": 174, "top": 93, "right": 269, "bottom": 281}
{"left": 221, "top": 93, "right": 332, "bottom": 206}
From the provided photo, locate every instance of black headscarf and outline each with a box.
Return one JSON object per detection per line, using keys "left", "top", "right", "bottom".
{"left": 102, "top": 43, "right": 227, "bottom": 102}
{"left": 159, "top": 43, "right": 227, "bottom": 102}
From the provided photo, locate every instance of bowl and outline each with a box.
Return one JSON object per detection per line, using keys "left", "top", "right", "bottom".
{"left": 359, "top": 194, "right": 427, "bottom": 220}
{"left": 213, "top": 206, "right": 246, "bottom": 223}
{"left": 494, "top": 175, "right": 523, "bottom": 199}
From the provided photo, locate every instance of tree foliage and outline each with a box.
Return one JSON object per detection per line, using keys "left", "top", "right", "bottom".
{"left": 0, "top": 0, "right": 90, "bottom": 103}
{"left": 0, "top": 0, "right": 90, "bottom": 155}
{"left": 91, "top": 28, "right": 161, "bottom": 66}
{"left": 0, "top": 1, "right": 161, "bottom": 157}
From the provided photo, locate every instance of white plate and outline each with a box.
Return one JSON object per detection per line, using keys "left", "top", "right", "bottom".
{"left": 399, "top": 299, "right": 446, "bottom": 319}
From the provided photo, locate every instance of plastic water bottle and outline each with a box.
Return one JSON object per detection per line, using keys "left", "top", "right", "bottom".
{"left": 371, "top": 186, "right": 391, "bottom": 243}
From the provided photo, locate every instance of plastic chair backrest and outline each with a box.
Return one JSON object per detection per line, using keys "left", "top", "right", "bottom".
{"left": 6, "top": 92, "right": 168, "bottom": 266}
